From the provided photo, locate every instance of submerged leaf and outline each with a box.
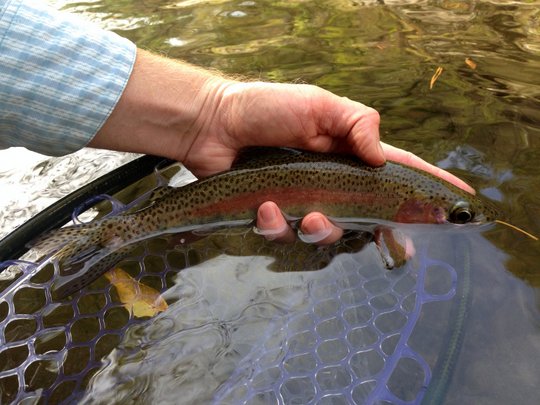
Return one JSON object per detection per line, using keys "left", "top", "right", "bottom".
{"left": 430, "top": 66, "right": 444, "bottom": 89}
{"left": 105, "top": 268, "right": 168, "bottom": 317}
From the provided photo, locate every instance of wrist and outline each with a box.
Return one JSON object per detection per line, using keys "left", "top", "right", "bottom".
{"left": 90, "top": 49, "right": 234, "bottom": 161}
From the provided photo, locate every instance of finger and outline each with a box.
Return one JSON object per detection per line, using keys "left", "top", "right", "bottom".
{"left": 405, "top": 235, "right": 416, "bottom": 259}
{"left": 381, "top": 142, "right": 476, "bottom": 194}
{"left": 256, "top": 201, "right": 295, "bottom": 243}
{"left": 346, "top": 105, "right": 385, "bottom": 167}
{"left": 300, "top": 213, "right": 344, "bottom": 245}
{"left": 329, "top": 97, "right": 385, "bottom": 167}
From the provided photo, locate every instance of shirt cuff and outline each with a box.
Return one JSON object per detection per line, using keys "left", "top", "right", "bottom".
{"left": 0, "top": 0, "right": 137, "bottom": 156}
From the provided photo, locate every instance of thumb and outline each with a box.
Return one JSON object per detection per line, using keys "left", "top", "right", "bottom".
{"left": 329, "top": 96, "right": 385, "bottom": 166}
{"left": 348, "top": 107, "right": 385, "bottom": 167}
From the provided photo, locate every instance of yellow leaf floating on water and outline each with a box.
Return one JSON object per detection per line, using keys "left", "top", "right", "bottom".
{"left": 429, "top": 66, "right": 444, "bottom": 90}
{"left": 105, "top": 268, "right": 168, "bottom": 318}
{"left": 465, "top": 57, "right": 477, "bottom": 69}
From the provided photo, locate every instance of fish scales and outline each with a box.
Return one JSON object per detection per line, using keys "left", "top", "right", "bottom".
{"left": 39, "top": 148, "right": 497, "bottom": 298}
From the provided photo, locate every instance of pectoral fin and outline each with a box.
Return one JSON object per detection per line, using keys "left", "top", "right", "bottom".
{"left": 374, "top": 226, "right": 414, "bottom": 269}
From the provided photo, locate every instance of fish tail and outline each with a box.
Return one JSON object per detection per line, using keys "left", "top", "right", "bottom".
{"left": 52, "top": 245, "right": 135, "bottom": 299}
{"left": 29, "top": 225, "right": 88, "bottom": 258}
{"left": 29, "top": 217, "right": 137, "bottom": 298}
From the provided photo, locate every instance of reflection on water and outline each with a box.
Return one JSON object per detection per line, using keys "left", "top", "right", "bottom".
{"left": 0, "top": 148, "right": 138, "bottom": 239}
{"left": 81, "top": 232, "right": 434, "bottom": 404}
{"left": 1, "top": 0, "right": 540, "bottom": 404}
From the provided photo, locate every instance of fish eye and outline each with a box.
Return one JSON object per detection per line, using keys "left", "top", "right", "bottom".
{"left": 449, "top": 201, "right": 475, "bottom": 224}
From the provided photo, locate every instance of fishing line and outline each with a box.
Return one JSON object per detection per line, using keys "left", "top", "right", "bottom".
{"left": 495, "top": 220, "right": 538, "bottom": 241}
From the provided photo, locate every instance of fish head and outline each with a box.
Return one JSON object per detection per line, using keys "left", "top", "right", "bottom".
{"left": 394, "top": 190, "right": 499, "bottom": 225}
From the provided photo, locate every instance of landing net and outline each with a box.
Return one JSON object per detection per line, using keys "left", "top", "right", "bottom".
{"left": 0, "top": 158, "right": 466, "bottom": 404}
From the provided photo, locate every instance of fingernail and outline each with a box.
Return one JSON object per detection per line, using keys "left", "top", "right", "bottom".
{"left": 307, "top": 217, "right": 326, "bottom": 233}
{"left": 259, "top": 203, "right": 278, "bottom": 223}
{"left": 298, "top": 217, "right": 333, "bottom": 244}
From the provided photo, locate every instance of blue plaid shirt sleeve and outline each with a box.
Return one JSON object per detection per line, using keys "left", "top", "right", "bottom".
{"left": 0, "top": 0, "right": 136, "bottom": 156}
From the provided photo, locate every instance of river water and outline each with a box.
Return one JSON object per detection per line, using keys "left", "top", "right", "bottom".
{"left": 1, "top": 0, "right": 539, "bottom": 404}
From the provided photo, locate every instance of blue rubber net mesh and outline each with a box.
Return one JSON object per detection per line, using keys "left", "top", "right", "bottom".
{"left": 214, "top": 246, "right": 457, "bottom": 405}
{"left": 0, "top": 166, "right": 461, "bottom": 404}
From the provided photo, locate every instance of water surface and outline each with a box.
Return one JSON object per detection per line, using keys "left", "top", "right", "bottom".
{"left": 1, "top": 0, "right": 540, "bottom": 404}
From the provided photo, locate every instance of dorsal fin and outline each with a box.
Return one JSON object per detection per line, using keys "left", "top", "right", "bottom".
{"left": 232, "top": 147, "right": 302, "bottom": 168}
{"left": 125, "top": 185, "right": 176, "bottom": 214}
{"left": 231, "top": 147, "right": 306, "bottom": 170}
{"left": 231, "top": 147, "right": 367, "bottom": 172}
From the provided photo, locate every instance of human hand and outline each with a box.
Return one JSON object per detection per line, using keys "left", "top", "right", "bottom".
{"left": 256, "top": 201, "right": 344, "bottom": 245}
{"left": 92, "top": 51, "right": 470, "bottom": 195}
{"left": 181, "top": 81, "right": 384, "bottom": 176}
{"left": 179, "top": 81, "right": 377, "bottom": 244}
{"left": 91, "top": 51, "right": 472, "bottom": 245}
{"left": 255, "top": 142, "right": 476, "bottom": 245}
{"left": 182, "top": 81, "right": 473, "bottom": 194}
{"left": 254, "top": 142, "right": 476, "bottom": 245}
{"left": 181, "top": 80, "right": 474, "bottom": 245}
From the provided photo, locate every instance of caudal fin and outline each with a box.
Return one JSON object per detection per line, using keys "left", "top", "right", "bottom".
{"left": 28, "top": 225, "right": 87, "bottom": 258}
{"left": 52, "top": 245, "right": 136, "bottom": 299}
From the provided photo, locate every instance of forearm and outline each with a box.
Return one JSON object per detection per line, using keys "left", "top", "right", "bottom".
{"left": 89, "top": 50, "right": 231, "bottom": 162}
{"left": 0, "top": 0, "right": 135, "bottom": 155}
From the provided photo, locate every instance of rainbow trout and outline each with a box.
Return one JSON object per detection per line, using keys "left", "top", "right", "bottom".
{"left": 37, "top": 148, "right": 498, "bottom": 298}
